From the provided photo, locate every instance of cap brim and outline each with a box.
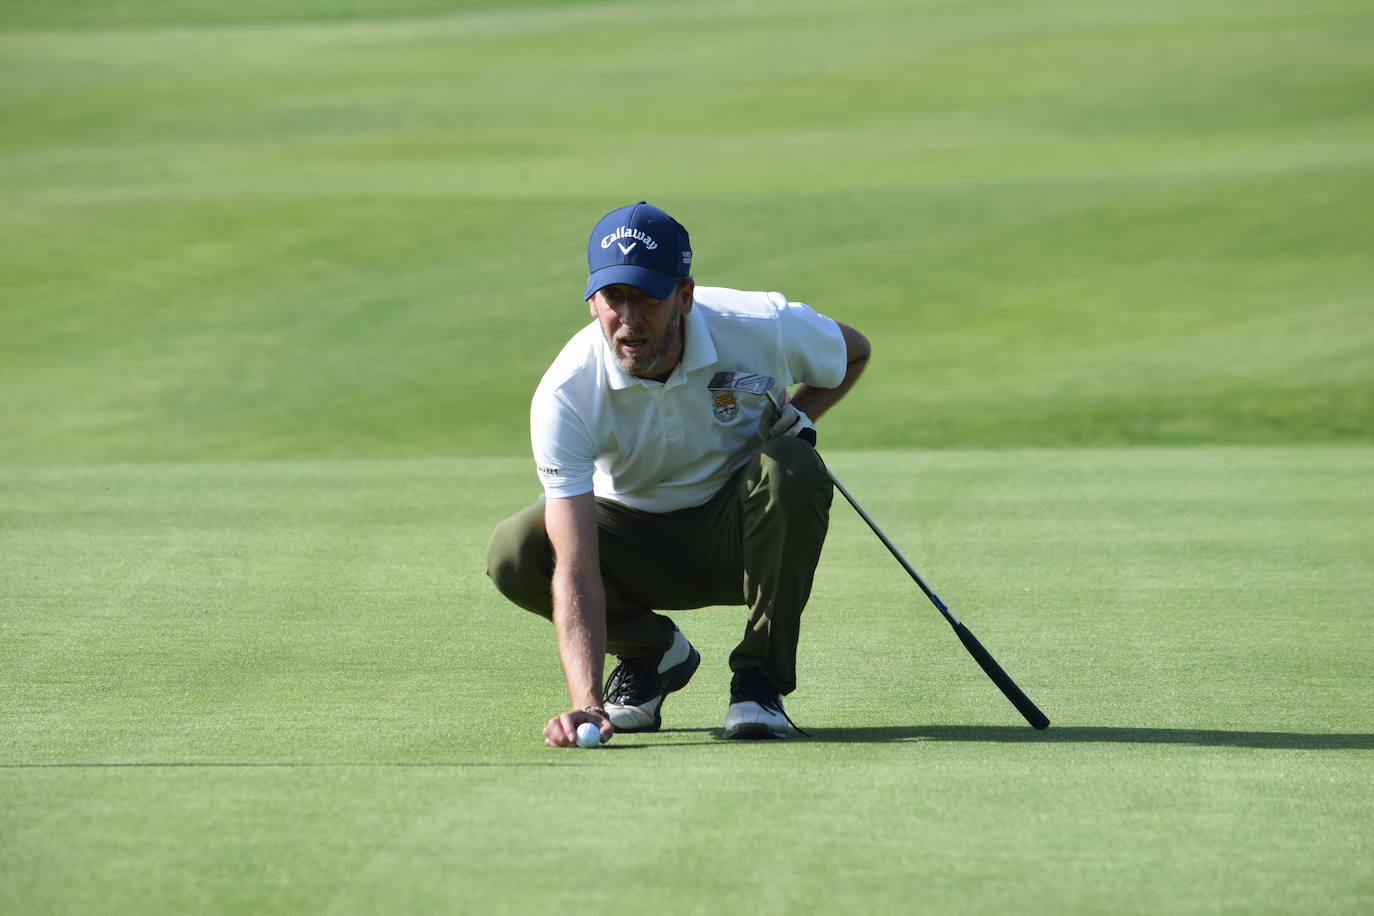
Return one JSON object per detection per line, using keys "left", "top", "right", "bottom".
{"left": 584, "top": 264, "right": 678, "bottom": 301}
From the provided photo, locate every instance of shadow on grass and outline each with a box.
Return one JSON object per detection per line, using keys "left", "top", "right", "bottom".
{"left": 4, "top": 728, "right": 1366, "bottom": 768}
{"left": 0, "top": 761, "right": 589, "bottom": 768}
{"left": 799, "top": 726, "right": 1374, "bottom": 750}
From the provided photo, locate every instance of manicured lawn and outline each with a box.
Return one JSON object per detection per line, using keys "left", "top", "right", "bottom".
{"left": 2, "top": 449, "right": 1371, "bottom": 913}
{"left": 2, "top": 0, "right": 1371, "bottom": 911}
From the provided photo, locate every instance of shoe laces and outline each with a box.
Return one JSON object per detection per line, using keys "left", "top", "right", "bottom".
{"left": 730, "top": 670, "right": 810, "bottom": 737}
{"left": 603, "top": 655, "right": 656, "bottom": 705}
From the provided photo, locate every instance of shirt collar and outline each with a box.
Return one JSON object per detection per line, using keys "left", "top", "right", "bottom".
{"left": 674, "top": 304, "right": 717, "bottom": 385}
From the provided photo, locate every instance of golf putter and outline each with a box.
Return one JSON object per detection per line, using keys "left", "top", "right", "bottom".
{"left": 707, "top": 370, "right": 1049, "bottom": 729}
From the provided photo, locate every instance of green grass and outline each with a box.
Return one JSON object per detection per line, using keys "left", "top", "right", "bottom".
{"left": 2, "top": 450, "right": 1371, "bottom": 913}
{"left": 3, "top": 0, "right": 1373, "bottom": 912}
{"left": 2, "top": 0, "right": 1372, "bottom": 463}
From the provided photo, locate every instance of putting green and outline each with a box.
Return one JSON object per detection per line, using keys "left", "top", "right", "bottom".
{"left": 2, "top": 449, "right": 1371, "bottom": 913}
{"left": 2, "top": 0, "right": 1371, "bottom": 911}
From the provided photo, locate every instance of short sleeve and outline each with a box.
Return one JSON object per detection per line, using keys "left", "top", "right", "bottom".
{"left": 777, "top": 298, "right": 848, "bottom": 389}
{"left": 530, "top": 387, "right": 596, "bottom": 499}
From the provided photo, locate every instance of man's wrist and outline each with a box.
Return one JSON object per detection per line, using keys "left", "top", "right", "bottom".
{"left": 581, "top": 704, "right": 607, "bottom": 718}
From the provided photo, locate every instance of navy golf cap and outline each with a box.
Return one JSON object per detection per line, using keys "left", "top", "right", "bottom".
{"left": 584, "top": 201, "right": 693, "bottom": 300}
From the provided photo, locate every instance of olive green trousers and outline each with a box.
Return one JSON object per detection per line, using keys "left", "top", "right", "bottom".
{"left": 485, "top": 437, "right": 833, "bottom": 694}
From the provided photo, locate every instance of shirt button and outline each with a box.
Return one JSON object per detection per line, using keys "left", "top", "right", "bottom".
{"left": 666, "top": 409, "right": 674, "bottom": 415}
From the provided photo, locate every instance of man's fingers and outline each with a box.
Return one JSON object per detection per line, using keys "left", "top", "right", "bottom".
{"left": 543, "top": 710, "right": 616, "bottom": 747}
{"left": 760, "top": 402, "right": 816, "bottom": 443}
{"left": 582, "top": 711, "right": 614, "bottom": 743}
{"left": 543, "top": 715, "right": 574, "bottom": 747}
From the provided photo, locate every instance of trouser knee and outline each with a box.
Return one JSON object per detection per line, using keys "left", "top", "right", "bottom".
{"left": 485, "top": 502, "right": 554, "bottom": 617}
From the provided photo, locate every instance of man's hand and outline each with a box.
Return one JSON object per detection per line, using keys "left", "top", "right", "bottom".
{"left": 759, "top": 399, "right": 817, "bottom": 446}
{"left": 544, "top": 706, "right": 614, "bottom": 748}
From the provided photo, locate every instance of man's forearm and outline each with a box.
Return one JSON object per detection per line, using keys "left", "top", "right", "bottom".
{"left": 791, "top": 373, "right": 864, "bottom": 421}
{"left": 551, "top": 569, "right": 607, "bottom": 709}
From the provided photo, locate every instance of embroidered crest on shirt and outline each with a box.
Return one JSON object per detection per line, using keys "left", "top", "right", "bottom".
{"left": 711, "top": 391, "right": 740, "bottom": 423}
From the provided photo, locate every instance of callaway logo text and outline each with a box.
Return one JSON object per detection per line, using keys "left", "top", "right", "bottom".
{"left": 601, "top": 226, "right": 659, "bottom": 251}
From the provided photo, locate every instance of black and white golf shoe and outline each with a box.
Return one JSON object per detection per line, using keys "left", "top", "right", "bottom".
{"left": 602, "top": 623, "right": 700, "bottom": 732}
{"left": 723, "top": 668, "right": 790, "bottom": 739}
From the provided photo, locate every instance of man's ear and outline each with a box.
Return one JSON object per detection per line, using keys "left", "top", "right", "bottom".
{"left": 676, "top": 280, "right": 695, "bottom": 315}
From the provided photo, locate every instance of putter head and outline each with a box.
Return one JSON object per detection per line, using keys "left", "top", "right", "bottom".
{"left": 707, "top": 371, "right": 774, "bottom": 396}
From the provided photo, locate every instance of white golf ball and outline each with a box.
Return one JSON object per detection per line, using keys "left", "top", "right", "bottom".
{"left": 575, "top": 722, "right": 602, "bottom": 749}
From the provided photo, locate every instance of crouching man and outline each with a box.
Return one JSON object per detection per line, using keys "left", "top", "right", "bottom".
{"left": 487, "top": 202, "right": 869, "bottom": 747}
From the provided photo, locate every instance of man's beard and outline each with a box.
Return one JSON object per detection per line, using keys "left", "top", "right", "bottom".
{"left": 611, "top": 315, "right": 679, "bottom": 378}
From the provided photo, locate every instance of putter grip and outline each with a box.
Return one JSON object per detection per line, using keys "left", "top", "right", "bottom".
{"left": 953, "top": 622, "right": 1050, "bottom": 730}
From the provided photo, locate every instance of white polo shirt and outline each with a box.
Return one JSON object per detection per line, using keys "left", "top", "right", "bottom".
{"left": 531, "top": 286, "right": 848, "bottom": 512}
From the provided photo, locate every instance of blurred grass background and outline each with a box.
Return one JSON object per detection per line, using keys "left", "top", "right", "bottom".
{"left": 3, "top": 0, "right": 1371, "bottom": 465}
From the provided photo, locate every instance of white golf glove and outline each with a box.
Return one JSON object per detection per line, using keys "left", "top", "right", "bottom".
{"left": 760, "top": 401, "right": 817, "bottom": 445}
